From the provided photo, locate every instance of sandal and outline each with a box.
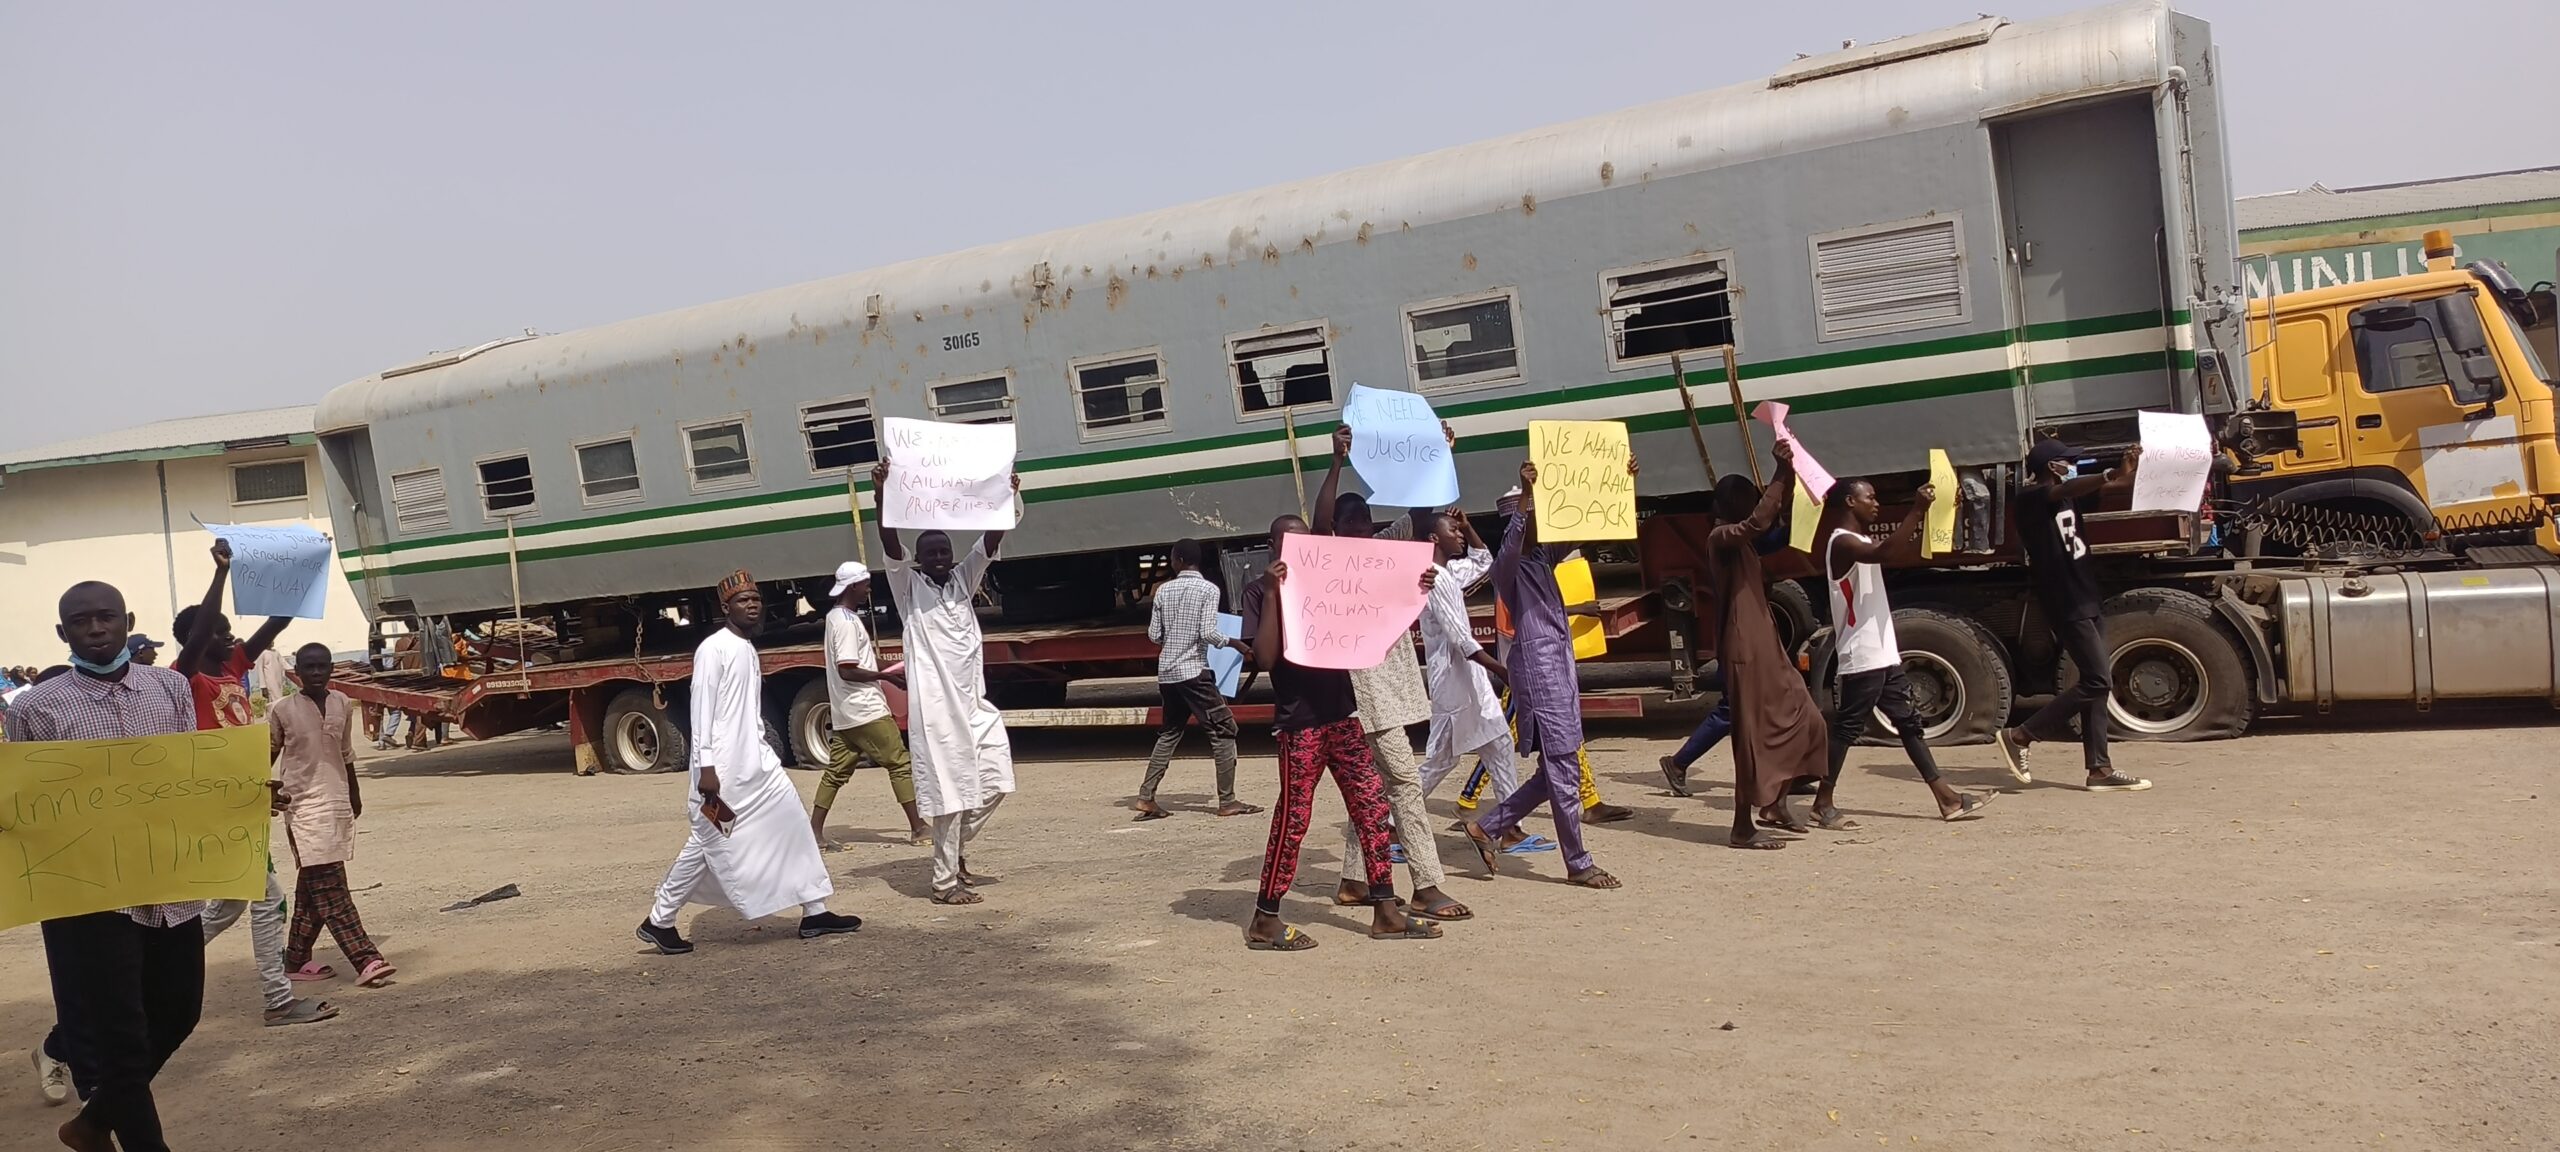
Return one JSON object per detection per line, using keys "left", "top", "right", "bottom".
{"left": 1331, "top": 883, "right": 1371, "bottom": 907}
{"left": 1585, "top": 803, "right": 1636, "bottom": 824}
{"left": 1727, "top": 832, "right": 1788, "bottom": 850}
{"left": 1369, "top": 919, "right": 1443, "bottom": 940}
{"left": 287, "top": 962, "right": 337, "bottom": 983}
{"left": 1810, "top": 807, "right": 1860, "bottom": 831}
{"left": 263, "top": 998, "right": 339, "bottom": 1027}
{"left": 1567, "top": 867, "right": 1622, "bottom": 890}
{"left": 1501, "top": 834, "right": 1559, "bottom": 856}
{"left": 1215, "top": 802, "right": 1264, "bottom": 817}
{"left": 931, "top": 887, "right": 985, "bottom": 906}
{"left": 1132, "top": 805, "right": 1172, "bottom": 822}
{"left": 356, "top": 959, "right": 397, "bottom": 988}
{"left": 1757, "top": 807, "right": 1812, "bottom": 835}
{"left": 1245, "top": 925, "right": 1318, "bottom": 952}
{"left": 1941, "top": 793, "right": 1997, "bottom": 822}
{"left": 1408, "top": 898, "right": 1473, "bottom": 922}
{"left": 1462, "top": 821, "right": 1502, "bottom": 875}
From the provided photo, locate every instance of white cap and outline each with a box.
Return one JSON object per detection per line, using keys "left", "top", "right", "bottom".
{"left": 827, "top": 560, "right": 872, "bottom": 597}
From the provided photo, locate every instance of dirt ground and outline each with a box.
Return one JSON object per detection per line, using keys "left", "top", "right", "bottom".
{"left": 3, "top": 707, "right": 2555, "bottom": 1152}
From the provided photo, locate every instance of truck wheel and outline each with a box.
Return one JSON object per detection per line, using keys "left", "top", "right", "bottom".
{"left": 1768, "top": 578, "right": 1819, "bottom": 659}
{"left": 2065, "top": 589, "right": 2254, "bottom": 742}
{"left": 601, "top": 686, "right": 688, "bottom": 773}
{"left": 787, "top": 678, "right": 834, "bottom": 770}
{"left": 1885, "top": 608, "right": 2014, "bottom": 746}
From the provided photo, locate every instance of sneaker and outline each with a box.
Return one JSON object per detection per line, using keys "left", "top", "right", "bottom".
{"left": 32, "top": 1045, "right": 67, "bottom": 1106}
{"left": 634, "top": 920, "right": 693, "bottom": 955}
{"left": 2084, "top": 772, "right": 2152, "bottom": 793}
{"left": 1659, "top": 755, "right": 1693, "bottom": 798}
{"left": 1994, "top": 729, "right": 2033, "bottom": 784}
{"left": 798, "top": 911, "right": 863, "bottom": 939}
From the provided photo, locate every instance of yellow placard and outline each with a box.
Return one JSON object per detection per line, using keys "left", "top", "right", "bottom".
{"left": 1554, "top": 556, "right": 1610, "bottom": 661}
{"left": 1925, "top": 449, "right": 1958, "bottom": 558}
{"left": 1527, "top": 420, "right": 1637, "bottom": 541}
{"left": 1788, "top": 478, "right": 1823, "bottom": 554}
{"left": 0, "top": 726, "right": 274, "bottom": 930}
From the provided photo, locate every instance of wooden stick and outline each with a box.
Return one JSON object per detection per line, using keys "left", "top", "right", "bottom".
{"left": 1282, "top": 408, "right": 1310, "bottom": 522}
{"left": 1722, "top": 343, "right": 1761, "bottom": 484}
{"left": 1671, "top": 351, "right": 1718, "bottom": 481}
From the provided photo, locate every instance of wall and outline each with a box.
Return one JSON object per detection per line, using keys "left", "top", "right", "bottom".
{"left": 0, "top": 446, "right": 369, "bottom": 667}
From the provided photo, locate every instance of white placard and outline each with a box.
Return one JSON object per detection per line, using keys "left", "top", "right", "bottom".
{"left": 879, "top": 417, "right": 1019, "bottom": 530}
{"left": 2131, "top": 410, "right": 2212, "bottom": 514}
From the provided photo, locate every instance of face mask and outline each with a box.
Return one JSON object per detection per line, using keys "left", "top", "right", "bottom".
{"left": 70, "top": 646, "right": 132, "bottom": 676}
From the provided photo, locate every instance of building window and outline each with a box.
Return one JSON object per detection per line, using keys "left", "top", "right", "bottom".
{"left": 1229, "top": 323, "right": 1335, "bottom": 416}
{"left": 1809, "top": 216, "right": 1968, "bottom": 341}
{"left": 230, "top": 459, "right": 309, "bottom": 506}
{"left": 801, "top": 397, "right": 879, "bottom": 472}
{"left": 1604, "top": 256, "right": 1735, "bottom": 367}
{"left": 682, "top": 418, "right": 757, "bottom": 491}
{"left": 1071, "top": 351, "right": 1168, "bottom": 439}
{"left": 476, "top": 454, "right": 537, "bottom": 517}
{"left": 1405, "top": 292, "right": 1522, "bottom": 390}
{"left": 575, "top": 436, "right": 643, "bottom": 505}
{"left": 390, "top": 467, "right": 450, "bottom": 535}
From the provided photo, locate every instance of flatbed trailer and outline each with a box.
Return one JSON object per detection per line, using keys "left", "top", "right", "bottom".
{"left": 333, "top": 593, "right": 1665, "bottom": 775}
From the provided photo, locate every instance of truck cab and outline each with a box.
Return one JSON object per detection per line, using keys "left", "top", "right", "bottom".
{"left": 2234, "top": 230, "right": 2560, "bottom": 557}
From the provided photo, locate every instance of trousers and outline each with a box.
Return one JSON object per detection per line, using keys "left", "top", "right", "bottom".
{"left": 818, "top": 717, "right": 917, "bottom": 811}
{"left": 42, "top": 911, "right": 204, "bottom": 1152}
{"left": 286, "top": 862, "right": 383, "bottom": 971}
{"left": 2018, "top": 614, "right": 2113, "bottom": 772}
{"left": 1138, "top": 672, "right": 1240, "bottom": 804}
{"left": 200, "top": 869, "right": 291, "bottom": 1010}
{"left": 1257, "top": 718, "right": 1394, "bottom": 914}
{"left": 930, "top": 795, "right": 1003, "bottom": 893}
{"left": 1473, "top": 720, "right": 1594, "bottom": 874}
{"left": 1669, "top": 698, "right": 1734, "bottom": 769}
{"left": 1341, "top": 725, "right": 1443, "bottom": 889}
{"left": 1826, "top": 665, "right": 1942, "bottom": 785}
{"left": 1420, "top": 718, "right": 1518, "bottom": 801}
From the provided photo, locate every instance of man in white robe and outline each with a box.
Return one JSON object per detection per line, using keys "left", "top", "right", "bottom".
{"left": 876, "top": 464, "right": 1020, "bottom": 905}
{"left": 638, "top": 570, "right": 862, "bottom": 953}
{"left": 1416, "top": 510, "right": 1520, "bottom": 804}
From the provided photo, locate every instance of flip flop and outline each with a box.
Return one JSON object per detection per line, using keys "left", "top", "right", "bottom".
{"left": 1942, "top": 793, "right": 1997, "bottom": 822}
{"left": 263, "top": 998, "right": 338, "bottom": 1027}
{"left": 1810, "top": 808, "right": 1860, "bottom": 831}
{"left": 1500, "top": 834, "right": 1559, "bottom": 856}
{"left": 1215, "top": 802, "right": 1264, "bottom": 817}
{"left": 1331, "top": 885, "right": 1372, "bottom": 907}
{"left": 1132, "top": 808, "right": 1172, "bottom": 822}
{"left": 1757, "top": 809, "right": 1813, "bottom": 835}
{"left": 288, "top": 962, "right": 337, "bottom": 983}
{"left": 1369, "top": 919, "right": 1444, "bottom": 940}
{"left": 1463, "top": 821, "right": 1503, "bottom": 875}
{"left": 930, "top": 887, "right": 984, "bottom": 906}
{"left": 1585, "top": 803, "right": 1636, "bottom": 824}
{"left": 1386, "top": 842, "right": 1408, "bottom": 865}
{"left": 1245, "top": 925, "right": 1318, "bottom": 952}
{"left": 1567, "top": 867, "right": 1623, "bottom": 890}
{"left": 1408, "top": 899, "right": 1473, "bottom": 922}
{"left": 1727, "top": 833, "right": 1788, "bottom": 850}
{"left": 355, "top": 959, "right": 397, "bottom": 988}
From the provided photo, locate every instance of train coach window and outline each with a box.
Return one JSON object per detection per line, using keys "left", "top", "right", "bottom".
{"left": 575, "top": 436, "right": 643, "bottom": 506}
{"left": 1229, "top": 323, "right": 1335, "bottom": 418}
{"left": 1604, "top": 255, "right": 1735, "bottom": 367}
{"left": 389, "top": 467, "right": 450, "bottom": 535}
{"left": 1809, "top": 216, "right": 1968, "bottom": 341}
{"left": 801, "top": 396, "right": 879, "bottom": 471}
{"left": 682, "top": 418, "right": 757, "bottom": 491}
{"left": 1071, "top": 351, "right": 1168, "bottom": 440}
{"left": 476, "top": 454, "right": 537, "bottom": 518}
{"left": 930, "top": 375, "right": 1015, "bottom": 424}
{"left": 1405, "top": 292, "right": 1521, "bottom": 391}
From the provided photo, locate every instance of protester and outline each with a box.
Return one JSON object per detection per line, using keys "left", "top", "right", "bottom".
{"left": 810, "top": 560, "right": 931, "bottom": 848}
{"left": 124, "top": 636, "right": 162, "bottom": 667}
{"left": 1703, "top": 443, "right": 1831, "bottom": 847}
{"left": 877, "top": 462, "right": 1022, "bottom": 906}
{"left": 271, "top": 643, "right": 400, "bottom": 986}
{"left": 1996, "top": 439, "right": 2154, "bottom": 792}
{"left": 7, "top": 580, "right": 207, "bottom": 1152}
{"left": 1812, "top": 479, "right": 1996, "bottom": 825}
{"left": 1316, "top": 428, "right": 1469, "bottom": 922}
{"left": 1462, "top": 453, "right": 1638, "bottom": 890}
{"left": 1414, "top": 508, "right": 1519, "bottom": 807}
{"left": 1133, "top": 538, "right": 1258, "bottom": 820}
{"left": 637, "top": 571, "right": 861, "bottom": 954}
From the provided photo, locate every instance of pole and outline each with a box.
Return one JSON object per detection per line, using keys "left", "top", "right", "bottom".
{"left": 503, "top": 513, "right": 529, "bottom": 692}
{"left": 1282, "top": 407, "right": 1309, "bottom": 522}
{"left": 1670, "top": 351, "right": 1718, "bottom": 482}
{"left": 845, "top": 469, "right": 871, "bottom": 568}
{"left": 1722, "top": 343, "right": 1761, "bottom": 484}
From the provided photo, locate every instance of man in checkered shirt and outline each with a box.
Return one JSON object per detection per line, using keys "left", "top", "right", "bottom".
{"left": 6, "top": 580, "right": 207, "bottom": 1152}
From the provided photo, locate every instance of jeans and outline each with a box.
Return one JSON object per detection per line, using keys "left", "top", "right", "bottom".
{"left": 2018, "top": 614, "right": 2112, "bottom": 772}
{"left": 1826, "top": 665, "right": 1941, "bottom": 784}
{"left": 1669, "top": 698, "right": 1734, "bottom": 770}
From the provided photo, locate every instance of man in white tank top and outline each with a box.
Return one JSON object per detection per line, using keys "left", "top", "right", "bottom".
{"left": 1813, "top": 479, "right": 1995, "bottom": 827}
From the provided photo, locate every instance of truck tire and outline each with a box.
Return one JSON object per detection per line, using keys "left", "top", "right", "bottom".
{"left": 760, "top": 686, "right": 795, "bottom": 768}
{"left": 1768, "top": 578, "right": 1819, "bottom": 659}
{"left": 2062, "top": 588, "right": 2254, "bottom": 742}
{"left": 1884, "top": 608, "right": 2014, "bottom": 747}
{"left": 787, "top": 678, "right": 834, "bottom": 770}
{"left": 601, "top": 685, "right": 689, "bottom": 774}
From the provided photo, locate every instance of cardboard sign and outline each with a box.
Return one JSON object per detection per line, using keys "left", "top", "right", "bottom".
{"left": 205, "top": 523, "right": 332, "bottom": 620}
{"left": 2132, "top": 410, "right": 2212, "bottom": 514}
{"left": 1209, "top": 613, "right": 1246, "bottom": 699}
{"left": 0, "top": 726, "right": 275, "bottom": 930}
{"left": 880, "top": 417, "right": 1019, "bottom": 530}
{"left": 1752, "top": 401, "right": 1837, "bottom": 501}
{"left": 1277, "top": 533, "right": 1434, "bottom": 671}
{"left": 1925, "top": 449, "right": 1958, "bottom": 558}
{"left": 1526, "top": 420, "right": 1636, "bottom": 541}
{"left": 1341, "top": 384, "right": 1460, "bottom": 509}
{"left": 1788, "top": 478, "right": 1823, "bottom": 554}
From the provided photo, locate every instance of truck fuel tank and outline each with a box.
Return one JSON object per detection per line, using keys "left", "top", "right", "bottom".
{"left": 2234, "top": 567, "right": 2560, "bottom": 710}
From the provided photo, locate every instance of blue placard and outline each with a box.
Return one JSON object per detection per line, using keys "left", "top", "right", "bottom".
{"left": 205, "top": 522, "right": 333, "bottom": 620}
{"left": 1342, "top": 383, "right": 1460, "bottom": 509}
{"left": 1209, "top": 613, "right": 1245, "bottom": 699}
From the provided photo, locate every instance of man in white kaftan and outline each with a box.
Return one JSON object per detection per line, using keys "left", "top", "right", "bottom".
{"left": 638, "top": 571, "right": 862, "bottom": 953}
{"left": 875, "top": 464, "right": 1022, "bottom": 905}
{"left": 1417, "top": 511, "right": 1519, "bottom": 801}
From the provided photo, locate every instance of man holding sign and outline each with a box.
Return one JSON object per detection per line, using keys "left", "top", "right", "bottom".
{"left": 1463, "top": 451, "right": 1639, "bottom": 891}
{"left": 1994, "top": 439, "right": 2153, "bottom": 794}
{"left": 6, "top": 579, "right": 210, "bottom": 1152}
{"left": 1704, "top": 446, "right": 1831, "bottom": 847}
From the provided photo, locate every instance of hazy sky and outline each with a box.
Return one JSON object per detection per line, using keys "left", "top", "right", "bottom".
{"left": 4, "top": 1, "right": 2551, "bottom": 453}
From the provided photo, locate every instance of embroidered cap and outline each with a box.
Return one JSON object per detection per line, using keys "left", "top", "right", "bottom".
{"left": 716, "top": 569, "right": 757, "bottom": 604}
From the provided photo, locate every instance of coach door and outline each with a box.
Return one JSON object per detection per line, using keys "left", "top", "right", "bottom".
{"left": 1992, "top": 95, "right": 2176, "bottom": 426}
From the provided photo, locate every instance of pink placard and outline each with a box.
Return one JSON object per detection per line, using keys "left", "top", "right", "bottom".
{"left": 1752, "top": 401, "right": 1837, "bottom": 501}
{"left": 1277, "top": 533, "right": 1435, "bottom": 671}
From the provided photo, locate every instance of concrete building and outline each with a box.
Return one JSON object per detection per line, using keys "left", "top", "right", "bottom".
{"left": 0, "top": 405, "right": 369, "bottom": 666}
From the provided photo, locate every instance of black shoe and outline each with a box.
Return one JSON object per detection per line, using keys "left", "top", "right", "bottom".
{"left": 635, "top": 920, "right": 693, "bottom": 955}
{"left": 798, "top": 911, "right": 863, "bottom": 939}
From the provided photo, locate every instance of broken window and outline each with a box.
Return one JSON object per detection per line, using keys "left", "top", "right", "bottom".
{"left": 476, "top": 454, "right": 537, "bottom": 517}
{"left": 930, "top": 375, "right": 1014, "bottom": 424}
{"left": 801, "top": 397, "right": 879, "bottom": 471}
{"left": 1406, "top": 293, "right": 1521, "bottom": 389}
{"left": 1606, "top": 257, "right": 1736, "bottom": 365}
{"left": 1230, "top": 324, "right": 1334, "bottom": 415}
{"left": 1073, "top": 351, "right": 1168, "bottom": 438}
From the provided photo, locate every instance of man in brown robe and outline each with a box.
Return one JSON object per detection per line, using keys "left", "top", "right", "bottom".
{"left": 1705, "top": 441, "right": 1829, "bottom": 848}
